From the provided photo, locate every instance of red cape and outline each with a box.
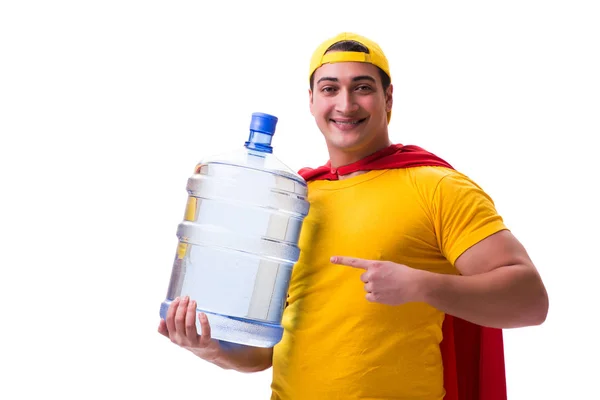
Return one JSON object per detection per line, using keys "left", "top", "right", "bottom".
{"left": 298, "top": 144, "right": 507, "bottom": 400}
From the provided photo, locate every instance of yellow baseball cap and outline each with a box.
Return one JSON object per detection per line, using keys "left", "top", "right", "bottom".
{"left": 309, "top": 32, "right": 392, "bottom": 123}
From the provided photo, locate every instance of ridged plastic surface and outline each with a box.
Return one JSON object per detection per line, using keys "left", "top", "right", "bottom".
{"left": 160, "top": 113, "right": 308, "bottom": 347}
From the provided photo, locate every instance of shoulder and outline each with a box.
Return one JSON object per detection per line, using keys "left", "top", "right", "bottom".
{"left": 398, "top": 166, "right": 459, "bottom": 197}
{"left": 407, "top": 165, "right": 456, "bottom": 183}
{"left": 433, "top": 169, "right": 492, "bottom": 200}
{"left": 398, "top": 166, "right": 497, "bottom": 209}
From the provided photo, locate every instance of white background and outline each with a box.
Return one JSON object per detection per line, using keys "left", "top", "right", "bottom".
{"left": 1, "top": 1, "right": 598, "bottom": 399}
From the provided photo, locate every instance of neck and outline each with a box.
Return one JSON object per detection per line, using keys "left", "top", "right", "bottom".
{"left": 328, "top": 138, "right": 392, "bottom": 169}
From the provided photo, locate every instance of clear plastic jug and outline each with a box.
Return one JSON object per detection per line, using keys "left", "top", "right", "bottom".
{"left": 159, "top": 112, "right": 309, "bottom": 348}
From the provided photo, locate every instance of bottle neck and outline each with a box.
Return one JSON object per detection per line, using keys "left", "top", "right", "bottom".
{"left": 244, "top": 130, "right": 273, "bottom": 153}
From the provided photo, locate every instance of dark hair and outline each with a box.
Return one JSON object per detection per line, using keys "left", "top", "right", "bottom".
{"left": 309, "top": 40, "right": 391, "bottom": 91}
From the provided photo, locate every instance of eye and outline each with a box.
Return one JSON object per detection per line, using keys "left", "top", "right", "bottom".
{"left": 356, "top": 85, "right": 373, "bottom": 92}
{"left": 320, "top": 86, "right": 338, "bottom": 94}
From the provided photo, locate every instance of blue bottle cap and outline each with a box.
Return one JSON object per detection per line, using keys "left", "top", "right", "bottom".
{"left": 245, "top": 112, "right": 278, "bottom": 153}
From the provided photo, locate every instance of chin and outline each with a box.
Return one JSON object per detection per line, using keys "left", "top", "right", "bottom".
{"left": 326, "top": 134, "right": 368, "bottom": 152}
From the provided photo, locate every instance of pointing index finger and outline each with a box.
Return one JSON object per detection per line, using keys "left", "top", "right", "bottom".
{"left": 330, "top": 256, "right": 370, "bottom": 269}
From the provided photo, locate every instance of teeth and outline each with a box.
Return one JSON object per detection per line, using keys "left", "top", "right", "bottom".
{"left": 335, "top": 120, "right": 360, "bottom": 125}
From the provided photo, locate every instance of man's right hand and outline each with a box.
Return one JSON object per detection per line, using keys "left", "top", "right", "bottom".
{"left": 158, "top": 296, "right": 221, "bottom": 363}
{"left": 158, "top": 296, "right": 273, "bottom": 372}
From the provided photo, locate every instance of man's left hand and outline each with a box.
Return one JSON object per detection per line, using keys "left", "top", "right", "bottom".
{"left": 330, "top": 256, "right": 428, "bottom": 306}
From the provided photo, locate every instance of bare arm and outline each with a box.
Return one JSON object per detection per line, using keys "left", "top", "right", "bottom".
{"left": 421, "top": 229, "right": 549, "bottom": 329}
{"left": 158, "top": 296, "right": 273, "bottom": 373}
{"left": 331, "top": 230, "right": 549, "bottom": 329}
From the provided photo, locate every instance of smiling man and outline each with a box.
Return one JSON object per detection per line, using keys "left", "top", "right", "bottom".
{"left": 310, "top": 61, "right": 392, "bottom": 165}
{"left": 159, "top": 32, "right": 549, "bottom": 400}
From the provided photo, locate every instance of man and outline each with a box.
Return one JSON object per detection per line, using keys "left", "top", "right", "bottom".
{"left": 158, "top": 32, "right": 549, "bottom": 399}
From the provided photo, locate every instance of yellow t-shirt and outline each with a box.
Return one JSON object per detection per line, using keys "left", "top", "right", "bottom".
{"left": 270, "top": 166, "right": 507, "bottom": 400}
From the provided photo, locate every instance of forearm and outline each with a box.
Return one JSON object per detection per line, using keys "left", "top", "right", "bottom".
{"left": 421, "top": 264, "right": 549, "bottom": 329}
{"left": 192, "top": 345, "right": 273, "bottom": 373}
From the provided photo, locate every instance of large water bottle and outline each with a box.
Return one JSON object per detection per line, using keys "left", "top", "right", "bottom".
{"left": 159, "top": 112, "right": 309, "bottom": 348}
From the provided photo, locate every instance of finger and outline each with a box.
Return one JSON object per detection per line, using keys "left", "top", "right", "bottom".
{"left": 158, "top": 319, "right": 169, "bottom": 338}
{"left": 364, "top": 282, "right": 373, "bottom": 293}
{"left": 360, "top": 271, "right": 369, "bottom": 283}
{"left": 198, "top": 312, "right": 213, "bottom": 346}
{"left": 175, "top": 296, "right": 189, "bottom": 335}
{"left": 165, "top": 297, "right": 180, "bottom": 334}
{"left": 366, "top": 292, "right": 376, "bottom": 302}
{"left": 330, "top": 256, "right": 370, "bottom": 270}
{"left": 185, "top": 299, "right": 199, "bottom": 341}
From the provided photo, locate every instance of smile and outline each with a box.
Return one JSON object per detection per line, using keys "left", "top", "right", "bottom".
{"left": 330, "top": 118, "right": 367, "bottom": 129}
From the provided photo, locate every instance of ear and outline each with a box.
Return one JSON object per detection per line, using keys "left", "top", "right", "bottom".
{"left": 385, "top": 84, "right": 393, "bottom": 113}
{"left": 308, "top": 88, "right": 314, "bottom": 116}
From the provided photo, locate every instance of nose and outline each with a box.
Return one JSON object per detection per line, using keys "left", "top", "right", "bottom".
{"left": 335, "top": 89, "right": 359, "bottom": 115}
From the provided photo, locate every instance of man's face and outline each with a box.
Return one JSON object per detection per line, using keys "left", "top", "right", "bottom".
{"left": 309, "top": 61, "right": 393, "bottom": 155}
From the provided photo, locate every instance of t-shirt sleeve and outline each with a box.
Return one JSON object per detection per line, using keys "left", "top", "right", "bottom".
{"left": 430, "top": 171, "right": 508, "bottom": 265}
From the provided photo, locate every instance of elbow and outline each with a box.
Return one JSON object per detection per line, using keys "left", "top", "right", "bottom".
{"left": 521, "top": 265, "right": 550, "bottom": 327}
{"left": 238, "top": 360, "right": 272, "bottom": 373}
{"left": 507, "top": 291, "right": 548, "bottom": 329}
{"left": 525, "top": 280, "right": 549, "bottom": 327}
{"left": 533, "top": 288, "right": 549, "bottom": 326}
{"left": 510, "top": 269, "right": 549, "bottom": 328}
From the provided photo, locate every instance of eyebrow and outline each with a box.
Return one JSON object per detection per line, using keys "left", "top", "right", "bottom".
{"left": 316, "top": 75, "right": 377, "bottom": 84}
